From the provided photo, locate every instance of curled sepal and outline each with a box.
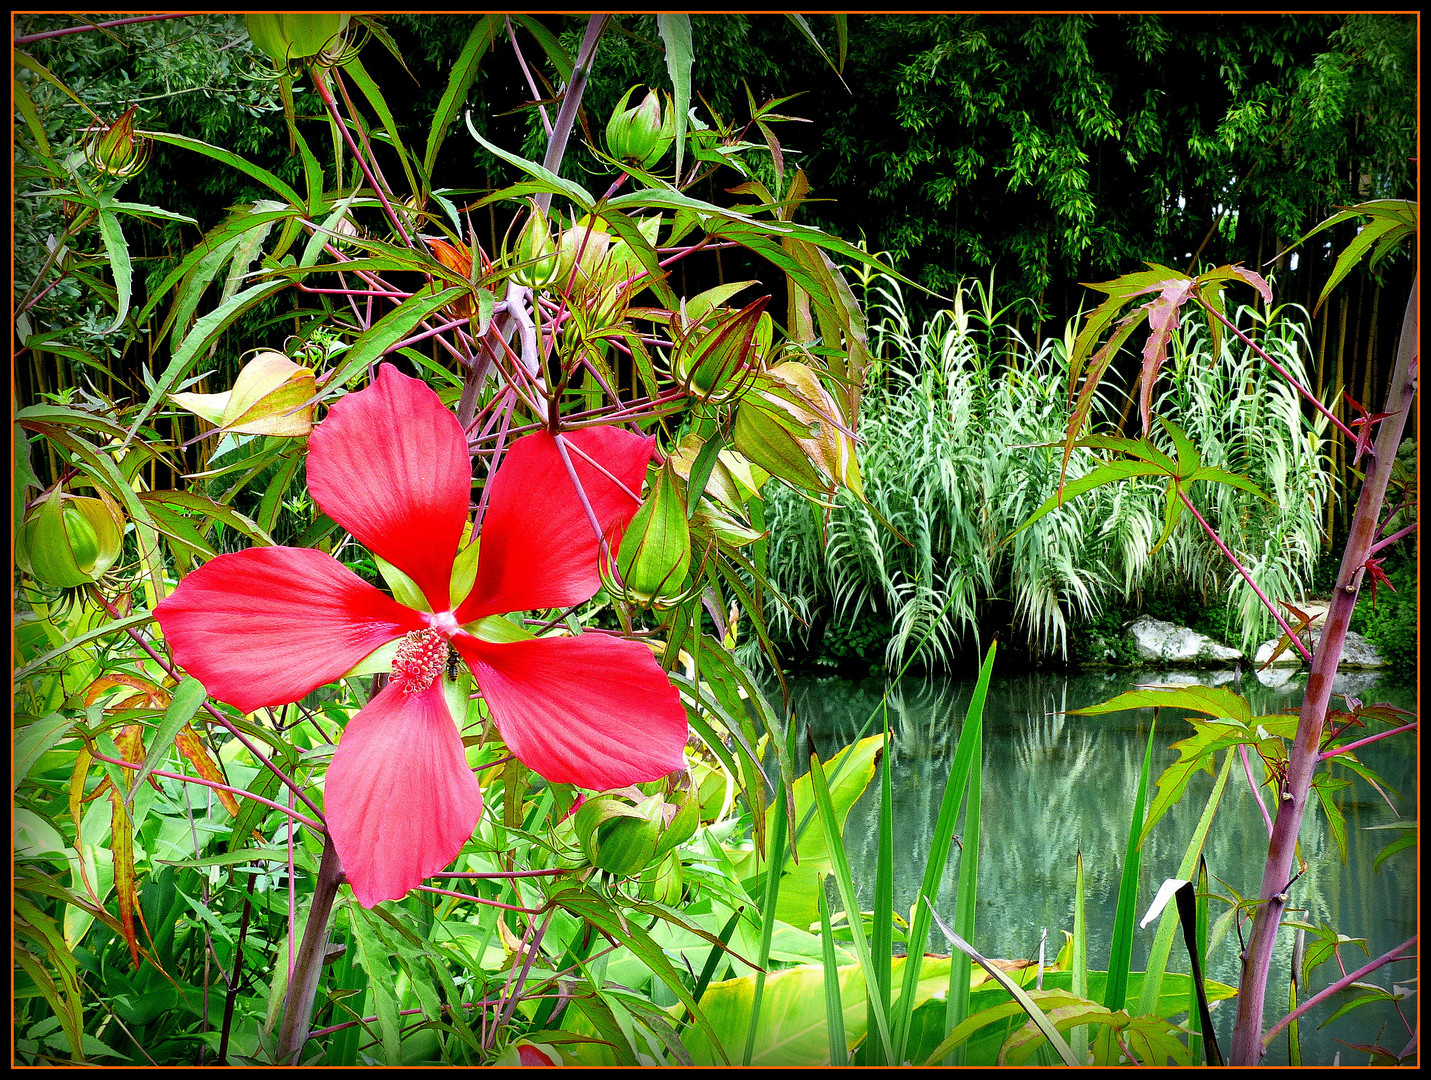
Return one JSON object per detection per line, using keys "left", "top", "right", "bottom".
{"left": 17, "top": 488, "right": 125, "bottom": 587}
{"left": 673, "top": 296, "right": 772, "bottom": 403}
{"left": 245, "top": 14, "right": 357, "bottom": 71}
{"left": 605, "top": 462, "right": 692, "bottom": 610}
{"left": 84, "top": 106, "right": 151, "bottom": 179}
{"left": 171, "top": 351, "right": 316, "bottom": 437}
{"left": 573, "top": 788, "right": 692, "bottom": 877}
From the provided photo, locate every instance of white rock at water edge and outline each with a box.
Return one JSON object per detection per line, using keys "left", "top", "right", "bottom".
{"left": 1127, "top": 616, "right": 1244, "bottom": 667}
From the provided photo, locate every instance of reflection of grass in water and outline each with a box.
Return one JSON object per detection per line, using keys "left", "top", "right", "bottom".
{"left": 791, "top": 670, "right": 1416, "bottom": 1061}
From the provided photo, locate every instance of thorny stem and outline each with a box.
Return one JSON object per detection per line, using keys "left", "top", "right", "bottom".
{"left": 277, "top": 835, "right": 344, "bottom": 1063}
{"left": 1230, "top": 276, "right": 1418, "bottom": 1065}
{"left": 1177, "top": 491, "right": 1314, "bottom": 664}
{"left": 1260, "top": 937, "right": 1417, "bottom": 1049}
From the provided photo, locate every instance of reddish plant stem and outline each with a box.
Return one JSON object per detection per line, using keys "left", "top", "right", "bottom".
{"left": 1319, "top": 722, "right": 1417, "bottom": 761}
{"left": 414, "top": 884, "right": 544, "bottom": 914}
{"left": 312, "top": 69, "right": 411, "bottom": 247}
{"left": 88, "top": 587, "right": 326, "bottom": 823}
{"left": 1239, "top": 744, "right": 1274, "bottom": 836}
{"left": 13, "top": 13, "right": 192, "bottom": 44}
{"left": 88, "top": 751, "right": 322, "bottom": 833}
{"left": 1370, "top": 519, "right": 1417, "bottom": 553}
{"left": 1177, "top": 492, "right": 1313, "bottom": 663}
{"left": 1261, "top": 937, "right": 1417, "bottom": 1049}
{"left": 1198, "top": 297, "right": 1358, "bottom": 443}
{"left": 277, "top": 835, "right": 344, "bottom": 1063}
{"left": 1229, "top": 276, "right": 1418, "bottom": 1065}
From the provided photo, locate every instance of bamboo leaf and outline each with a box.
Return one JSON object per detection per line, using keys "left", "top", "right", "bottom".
{"left": 1103, "top": 719, "right": 1156, "bottom": 1012}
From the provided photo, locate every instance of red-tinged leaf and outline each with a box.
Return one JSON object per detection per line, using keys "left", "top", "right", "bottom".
{"left": 174, "top": 725, "right": 241, "bottom": 817}
{"left": 83, "top": 673, "right": 170, "bottom": 711}
{"left": 1229, "top": 265, "right": 1272, "bottom": 305}
{"left": 1362, "top": 554, "right": 1397, "bottom": 607}
{"left": 1136, "top": 278, "right": 1196, "bottom": 435}
{"left": 1077, "top": 433, "right": 1178, "bottom": 473}
{"left": 1064, "top": 306, "right": 1145, "bottom": 478}
{"left": 110, "top": 779, "right": 141, "bottom": 968}
{"left": 69, "top": 748, "right": 99, "bottom": 900}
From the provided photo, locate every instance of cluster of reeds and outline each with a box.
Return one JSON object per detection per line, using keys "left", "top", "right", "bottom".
{"left": 759, "top": 272, "right": 1332, "bottom": 669}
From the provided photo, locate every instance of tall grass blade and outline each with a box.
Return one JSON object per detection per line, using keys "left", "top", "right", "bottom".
{"left": 1175, "top": 879, "right": 1223, "bottom": 1065}
{"left": 808, "top": 749, "right": 895, "bottom": 1063}
{"left": 818, "top": 876, "right": 847, "bottom": 1064}
{"left": 891, "top": 641, "right": 997, "bottom": 1061}
{"left": 1135, "top": 747, "right": 1234, "bottom": 1017}
{"left": 944, "top": 648, "right": 987, "bottom": 1063}
{"left": 1071, "top": 850, "right": 1089, "bottom": 1065}
{"left": 743, "top": 777, "right": 788, "bottom": 1065}
{"left": 865, "top": 704, "right": 894, "bottom": 1064}
{"left": 922, "top": 899, "right": 1080, "bottom": 1067}
{"left": 1103, "top": 715, "right": 1156, "bottom": 1012}
{"left": 1189, "top": 856, "right": 1209, "bottom": 1063}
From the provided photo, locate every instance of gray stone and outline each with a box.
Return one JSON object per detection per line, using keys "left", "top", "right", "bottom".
{"left": 1255, "top": 637, "right": 1307, "bottom": 668}
{"left": 1127, "top": 616, "right": 1245, "bottom": 667}
{"left": 1336, "top": 631, "right": 1386, "bottom": 669}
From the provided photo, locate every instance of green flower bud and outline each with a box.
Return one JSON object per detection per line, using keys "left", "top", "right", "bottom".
{"left": 17, "top": 489, "right": 125, "bottom": 588}
{"left": 85, "top": 107, "right": 151, "bottom": 179}
{"left": 606, "top": 86, "right": 675, "bottom": 169}
{"left": 604, "top": 464, "right": 691, "bottom": 610}
{"left": 672, "top": 297, "right": 772, "bottom": 403}
{"left": 245, "top": 14, "right": 353, "bottom": 69}
{"left": 554, "top": 218, "right": 613, "bottom": 296}
{"left": 574, "top": 793, "right": 664, "bottom": 876}
{"left": 510, "top": 203, "right": 560, "bottom": 288}
{"left": 638, "top": 850, "right": 684, "bottom": 905}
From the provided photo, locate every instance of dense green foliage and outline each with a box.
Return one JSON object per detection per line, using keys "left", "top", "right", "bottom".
{"left": 756, "top": 271, "right": 1332, "bottom": 671}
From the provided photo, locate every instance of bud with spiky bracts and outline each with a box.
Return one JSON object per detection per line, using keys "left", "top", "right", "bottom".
{"left": 605, "top": 86, "right": 676, "bottom": 169}
{"left": 16, "top": 488, "right": 125, "bottom": 588}
{"left": 508, "top": 202, "right": 560, "bottom": 289}
{"left": 84, "top": 107, "right": 151, "bottom": 179}
{"left": 672, "top": 297, "right": 772, "bottom": 404}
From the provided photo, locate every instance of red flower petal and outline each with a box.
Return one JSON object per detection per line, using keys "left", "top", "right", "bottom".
{"left": 457, "top": 427, "right": 653, "bottom": 621}
{"left": 308, "top": 364, "right": 472, "bottom": 612}
{"left": 155, "top": 547, "right": 423, "bottom": 713}
{"left": 454, "top": 632, "right": 688, "bottom": 789}
{"left": 517, "top": 1045, "right": 556, "bottom": 1066}
{"left": 325, "top": 679, "right": 484, "bottom": 907}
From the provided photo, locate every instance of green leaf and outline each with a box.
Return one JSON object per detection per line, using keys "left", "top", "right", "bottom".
{"left": 808, "top": 749, "right": 894, "bottom": 1063}
{"left": 326, "top": 286, "right": 465, "bottom": 388}
{"left": 656, "top": 15, "right": 693, "bottom": 180}
{"left": 464, "top": 114, "right": 594, "bottom": 209}
{"left": 1104, "top": 718, "right": 1156, "bottom": 1012}
{"left": 147, "top": 130, "right": 304, "bottom": 207}
{"left": 94, "top": 209, "right": 131, "bottom": 333}
{"left": 923, "top": 902, "right": 1080, "bottom": 1066}
{"left": 14, "top": 714, "right": 76, "bottom": 794}
{"left": 127, "top": 677, "right": 206, "bottom": 808}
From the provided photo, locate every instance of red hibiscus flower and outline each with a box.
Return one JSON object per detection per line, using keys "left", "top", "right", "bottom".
{"left": 155, "top": 365, "right": 688, "bottom": 906}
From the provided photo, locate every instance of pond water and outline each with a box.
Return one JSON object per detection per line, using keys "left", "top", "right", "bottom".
{"left": 772, "top": 666, "right": 1418, "bottom": 1066}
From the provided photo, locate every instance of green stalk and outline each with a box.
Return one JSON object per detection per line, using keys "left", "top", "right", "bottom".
{"left": 865, "top": 708, "right": 893, "bottom": 1064}
{"left": 891, "top": 642, "right": 996, "bottom": 1061}
{"left": 1070, "top": 851, "right": 1088, "bottom": 1066}
{"left": 1103, "top": 716, "right": 1156, "bottom": 1012}
{"left": 743, "top": 777, "right": 787, "bottom": 1065}
{"left": 1135, "top": 747, "right": 1233, "bottom": 1016}
{"left": 943, "top": 655, "right": 985, "bottom": 1064}
{"left": 809, "top": 750, "right": 895, "bottom": 1063}
{"left": 818, "top": 877, "right": 848, "bottom": 1064}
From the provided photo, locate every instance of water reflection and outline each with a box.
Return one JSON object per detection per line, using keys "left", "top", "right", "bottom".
{"left": 773, "top": 668, "right": 1417, "bottom": 1066}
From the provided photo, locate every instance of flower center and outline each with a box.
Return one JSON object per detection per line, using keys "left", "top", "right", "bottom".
{"left": 391, "top": 629, "right": 449, "bottom": 694}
